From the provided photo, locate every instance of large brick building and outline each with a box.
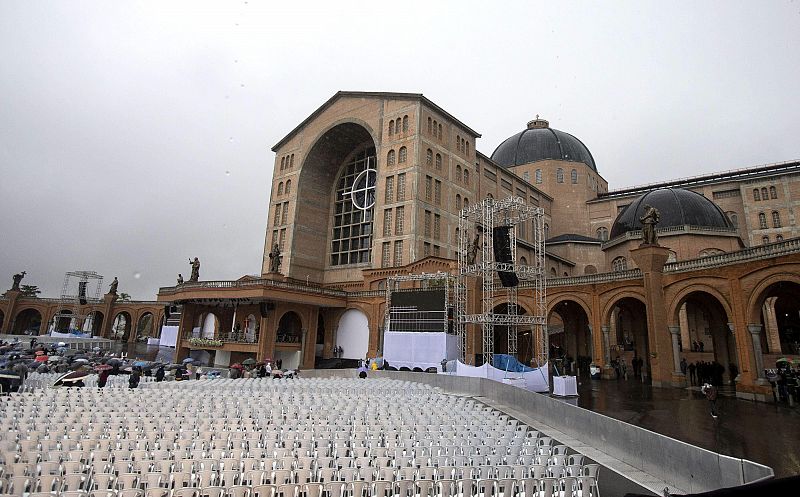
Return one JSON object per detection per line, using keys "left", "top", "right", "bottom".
{"left": 6, "top": 91, "right": 796, "bottom": 401}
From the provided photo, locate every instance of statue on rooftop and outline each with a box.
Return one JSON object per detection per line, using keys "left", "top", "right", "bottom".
{"left": 189, "top": 257, "right": 200, "bottom": 282}
{"left": 640, "top": 204, "right": 661, "bottom": 246}
{"left": 11, "top": 271, "right": 26, "bottom": 291}
{"left": 268, "top": 244, "right": 282, "bottom": 273}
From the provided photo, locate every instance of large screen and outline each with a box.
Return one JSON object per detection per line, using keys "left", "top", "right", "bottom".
{"left": 388, "top": 289, "right": 447, "bottom": 333}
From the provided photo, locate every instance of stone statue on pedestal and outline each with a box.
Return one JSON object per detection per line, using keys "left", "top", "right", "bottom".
{"left": 109, "top": 277, "right": 118, "bottom": 295}
{"left": 177, "top": 273, "right": 184, "bottom": 285}
{"left": 11, "top": 271, "right": 26, "bottom": 291}
{"left": 189, "top": 257, "right": 200, "bottom": 282}
{"left": 640, "top": 204, "right": 661, "bottom": 246}
{"left": 268, "top": 244, "right": 282, "bottom": 273}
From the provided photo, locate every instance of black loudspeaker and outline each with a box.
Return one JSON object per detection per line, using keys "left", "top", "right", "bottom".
{"left": 78, "top": 281, "right": 87, "bottom": 305}
{"left": 493, "top": 226, "right": 519, "bottom": 287}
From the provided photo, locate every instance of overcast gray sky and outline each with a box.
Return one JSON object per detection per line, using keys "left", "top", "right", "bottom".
{"left": 2, "top": 1, "right": 799, "bottom": 300}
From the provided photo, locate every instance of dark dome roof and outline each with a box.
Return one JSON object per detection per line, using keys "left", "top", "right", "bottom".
{"left": 610, "top": 188, "right": 732, "bottom": 239}
{"left": 491, "top": 118, "right": 597, "bottom": 172}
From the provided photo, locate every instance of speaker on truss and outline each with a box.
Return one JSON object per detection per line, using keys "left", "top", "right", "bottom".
{"left": 492, "top": 226, "right": 519, "bottom": 287}
{"left": 78, "top": 281, "right": 88, "bottom": 305}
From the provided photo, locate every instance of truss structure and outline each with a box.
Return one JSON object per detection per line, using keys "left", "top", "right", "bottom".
{"left": 52, "top": 271, "right": 104, "bottom": 334}
{"left": 384, "top": 271, "right": 464, "bottom": 344}
{"left": 457, "top": 196, "right": 547, "bottom": 366}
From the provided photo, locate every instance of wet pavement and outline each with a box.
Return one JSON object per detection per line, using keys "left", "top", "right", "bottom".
{"left": 572, "top": 375, "right": 800, "bottom": 478}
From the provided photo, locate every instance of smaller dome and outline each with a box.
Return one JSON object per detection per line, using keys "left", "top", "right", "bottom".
{"left": 491, "top": 117, "right": 597, "bottom": 172}
{"left": 610, "top": 188, "right": 732, "bottom": 239}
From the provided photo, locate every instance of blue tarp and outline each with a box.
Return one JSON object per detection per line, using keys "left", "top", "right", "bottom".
{"left": 492, "top": 353, "right": 536, "bottom": 373}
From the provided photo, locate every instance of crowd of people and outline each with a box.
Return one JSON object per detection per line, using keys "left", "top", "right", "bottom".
{"left": 682, "top": 359, "right": 737, "bottom": 387}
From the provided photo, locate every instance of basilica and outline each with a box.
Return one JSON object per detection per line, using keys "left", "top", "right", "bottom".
{"left": 3, "top": 91, "right": 798, "bottom": 401}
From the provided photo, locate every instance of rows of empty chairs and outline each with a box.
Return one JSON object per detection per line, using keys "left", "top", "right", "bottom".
{"left": 21, "top": 374, "right": 155, "bottom": 392}
{"left": 0, "top": 378, "right": 599, "bottom": 497}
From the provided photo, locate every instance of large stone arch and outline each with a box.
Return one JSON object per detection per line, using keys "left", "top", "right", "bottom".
{"left": 547, "top": 298, "right": 593, "bottom": 373}
{"left": 111, "top": 311, "right": 133, "bottom": 341}
{"left": 667, "top": 282, "right": 734, "bottom": 328}
{"left": 602, "top": 292, "right": 650, "bottom": 381}
{"left": 745, "top": 271, "right": 800, "bottom": 355}
{"left": 291, "top": 121, "right": 379, "bottom": 281}
{"left": 11, "top": 308, "right": 43, "bottom": 335}
{"left": 546, "top": 294, "right": 593, "bottom": 321}
{"left": 135, "top": 312, "right": 155, "bottom": 341}
{"left": 745, "top": 271, "right": 800, "bottom": 325}
{"left": 601, "top": 290, "right": 647, "bottom": 325}
{"left": 335, "top": 308, "right": 370, "bottom": 360}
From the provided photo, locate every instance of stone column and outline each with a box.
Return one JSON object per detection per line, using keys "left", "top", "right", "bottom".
{"left": 763, "top": 297, "right": 782, "bottom": 353}
{"left": 678, "top": 304, "right": 690, "bottom": 351}
{"left": 669, "top": 326, "right": 683, "bottom": 374}
{"left": 601, "top": 325, "right": 611, "bottom": 367}
{"left": 747, "top": 324, "right": 768, "bottom": 384}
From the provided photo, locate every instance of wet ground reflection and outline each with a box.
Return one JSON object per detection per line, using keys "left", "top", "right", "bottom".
{"left": 573, "top": 376, "right": 800, "bottom": 478}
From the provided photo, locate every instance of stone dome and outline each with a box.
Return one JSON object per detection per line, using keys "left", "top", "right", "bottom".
{"left": 490, "top": 117, "right": 597, "bottom": 172}
{"left": 610, "top": 188, "right": 733, "bottom": 239}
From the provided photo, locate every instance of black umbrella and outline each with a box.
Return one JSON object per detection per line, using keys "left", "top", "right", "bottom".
{"left": 107, "top": 358, "right": 123, "bottom": 366}
{"left": 53, "top": 370, "right": 90, "bottom": 386}
{"left": 0, "top": 370, "right": 20, "bottom": 380}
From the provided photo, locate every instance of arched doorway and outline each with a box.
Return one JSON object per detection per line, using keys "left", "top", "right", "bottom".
{"left": 491, "top": 303, "right": 534, "bottom": 366}
{"left": 607, "top": 297, "right": 650, "bottom": 381}
{"left": 676, "top": 291, "right": 736, "bottom": 385}
{"left": 336, "top": 309, "right": 369, "bottom": 360}
{"left": 111, "top": 312, "right": 132, "bottom": 341}
{"left": 316, "top": 314, "right": 325, "bottom": 359}
{"left": 82, "top": 311, "right": 104, "bottom": 336}
{"left": 294, "top": 122, "right": 377, "bottom": 280}
{"left": 201, "top": 313, "right": 219, "bottom": 339}
{"left": 276, "top": 311, "right": 303, "bottom": 369}
{"left": 548, "top": 300, "right": 592, "bottom": 376}
{"left": 12, "top": 308, "right": 42, "bottom": 335}
{"left": 135, "top": 312, "right": 155, "bottom": 342}
{"left": 756, "top": 281, "right": 800, "bottom": 355}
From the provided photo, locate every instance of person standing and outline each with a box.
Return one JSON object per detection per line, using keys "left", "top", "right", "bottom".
{"left": 688, "top": 362, "right": 697, "bottom": 386}
{"left": 680, "top": 357, "right": 688, "bottom": 377}
{"left": 621, "top": 357, "right": 628, "bottom": 380}
{"left": 155, "top": 366, "right": 165, "bottom": 382}
{"left": 701, "top": 383, "right": 719, "bottom": 418}
{"left": 128, "top": 368, "right": 141, "bottom": 389}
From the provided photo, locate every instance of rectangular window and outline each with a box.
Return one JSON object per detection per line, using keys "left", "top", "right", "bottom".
{"left": 393, "top": 241, "right": 403, "bottom": 267}
{"left": 434, "top": 180, "right": 442, "bottom": 205}
{"left": 425, "top": 175, "right": 432, "bottom": 201}
{"left": 395, "top": 206, "right": 404, "bottom": 235}
{"left": 274, "top": 204, "right": 282, "bottom": 226}
{"left": 397, "top": 173, "right": 406, "bottom": 201}
{"left": 433, "top": 245, "right": 441, "bottom": 256}
{"left": 434, "top": 214, "right": 441, "bottom": 240}
{"left": 281, "top": 202, "right": 289, "bottom": 224}
{"left": 272, "top": 230, "right": 278, "bottom": 247}
{"left": 385, "top": 176, "right": 394, "bottom": 203}
{"left": 424, "top": 210, "right": 432, "bottom": 237}
{"left": 383, "top": 209, "right": 392, "bottom": 236}
{"left": 381, "top": 242, "right": 391, "bottom": 268}
{"left": 423, "top": 242, "right": 431, "bottom": 257}
{"left": 279, "top": 229, "right": 286, "bottom": 251}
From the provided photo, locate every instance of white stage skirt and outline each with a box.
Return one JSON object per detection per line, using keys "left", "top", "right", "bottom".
{"left": 159, "top": 326, "right": 179, "bottom": 347}
{"left": 383, "top": 332, "right": 460, "bottom": 371}
{"left": 452, "top": 361, "right": 550, "bottom": 393}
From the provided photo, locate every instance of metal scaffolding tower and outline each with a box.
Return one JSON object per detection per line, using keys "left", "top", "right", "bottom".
{"left": 458, "top": 196, "right": 547, "bottom": 367}
{"left": 52, "top": 271, "right": 104, "bottom": 334}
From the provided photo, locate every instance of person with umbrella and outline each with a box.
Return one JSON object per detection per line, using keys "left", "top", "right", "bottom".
{"left": 155, "top": 365, "right": 165, "bottom": 382}
{"left": 54, "top": 370, "right": 90, "bottom": 387}
{"left": 95, "top": 364, "right": 112, "bottom": 387}
{"left": 128, "top": 367, "right": 141, "bottom": 389}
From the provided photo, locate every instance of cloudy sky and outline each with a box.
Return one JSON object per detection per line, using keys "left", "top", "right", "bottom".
{"left": 1, "top": 1, "right": 799, "bottom": 299}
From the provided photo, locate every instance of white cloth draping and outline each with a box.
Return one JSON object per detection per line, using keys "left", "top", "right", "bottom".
{"left": 383, "top": 332, "right": 460, "bottom": 371}
{"left": 452, "top": 360, "right": 550, "bottom": 393}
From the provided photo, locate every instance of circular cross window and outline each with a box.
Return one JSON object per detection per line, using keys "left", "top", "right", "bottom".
{"left": 349, "top": 168, "right": 377, "bottom": 212}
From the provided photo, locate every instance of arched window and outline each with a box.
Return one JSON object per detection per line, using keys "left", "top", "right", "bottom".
{"left": 438, "top": 124, "right": 442, "bottom": 139}
{"left": 758, "top": 212, "right": 767, "bottom": 229}
{"left": 331, "top": 146, "right": 376, "bottom": 266}
{"left": 285, "top": 180, "right": 291, "bottom": 194}
{"left": 456, "top": 135, "right": 460, "bottom": 149}
{"left": 584, "top": 265, "right": 597, "bottom": 275}
{"left": 596, "top": 227, "right": 608, "bottom": 241}
{"left": 571, "top": 169, "right": 578, "bottom": 184}
{"left": 432, "top": 120, "right": 437, "bottom": 135}
{"left": 280, "top": 157, "right": 285, "bottom": 170}
{"left": 463, "top": 169, "right": 469, "bottom": 184}
{"left": 761, "top": 187, "right": 768, "bottom": 200}
{"left": 427, "top": 117, "right": 432, "bottom": 134}
{"left": 465, "top": 141, "right": 470, "bottom": 155}
{"left": 455, "top": 194, "right": 462, "bottom": 210}
{"left": 426, "top": 149, "right": 433, "bottom": 166}
{"left": 762, "top": 235, "right": 770, "bottom": 245}
{"left": 388, "top": 120, "right": 394, "bottom": 136}
{"left": 435, "top": 153, "right": 442, "bottom": 170}
{"left": 290, "top": 154, "right": 294, "bottom": 168}
{"left": 398, "top": 146, "right": 407, "bottom": 164}
{"left": 456, "top": 165, "right": 462, "bottom": 182}
{"left": 753, "top": 188, "right": 760, "bottom": 201}
{"left": 726, "top": 211, "right": 738, "bottom": 228}
{"left": 612, "top": 256, "right": 627, "bottom": 272}
{"left": 776, "top": 234, "right": 784, "bottom": 242}
{"left": 550, "top": 267, "right": 557, "bottom": 277}
{"left": 770, "top": 186, "right": 777, "bottom": 199}
{"left": 772, "top": 211, "right": 781, "bottom": 228}
{"left": 402, "top": 115, "right": 408, "bottom": 132}
{"left": 535, "top": 169, "right": 542, "bottom": 184}
{"left": 463, "top": 197, "right": 469, "bottom": 208}
{"left": 387, "top": 149, "right": 396, "bottom": 166}
{"left": 277, "top": 182, "right": 284, "bottom": 195}
{"left": 519, "top": 256, "right": 528, "bottom": 266}
{"left": 556, "top": 168, "right": 564, "bottom": 183}
{"left": 544, "top": 223, "right": 549, "bottom": 239}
